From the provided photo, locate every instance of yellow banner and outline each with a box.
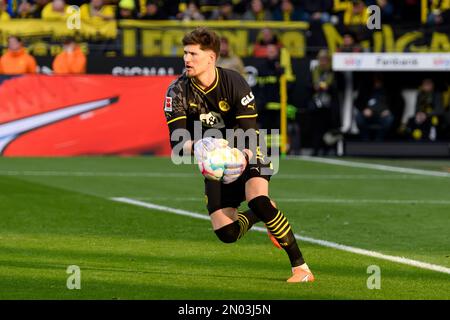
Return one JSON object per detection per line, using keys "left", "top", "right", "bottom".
{"left": 0, "top": 19, "right": 117, "bottom": 43}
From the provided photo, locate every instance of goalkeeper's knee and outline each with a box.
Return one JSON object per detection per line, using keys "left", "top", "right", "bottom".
{"left": 214, "top": 221, "right": 240, "bottom": 243}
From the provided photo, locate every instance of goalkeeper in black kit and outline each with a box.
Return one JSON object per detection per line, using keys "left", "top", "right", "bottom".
{"left": 164, "top": 27, "right": 314, "bottom": 283}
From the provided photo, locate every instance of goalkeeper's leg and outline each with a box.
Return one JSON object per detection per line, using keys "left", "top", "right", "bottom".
{"left": 211, "top": 208, "right": 259, "bottom": 243}
{"left": 246, "top": 178, "right": 315, "bottom": 283}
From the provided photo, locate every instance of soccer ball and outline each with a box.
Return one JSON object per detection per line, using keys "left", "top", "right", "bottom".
{"left": 198, "top": 147, "right": 244, "bottom": 183}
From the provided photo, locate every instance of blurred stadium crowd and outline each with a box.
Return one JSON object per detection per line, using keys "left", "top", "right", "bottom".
{"left": 0, "top": 0, "right": 447, "bottom": 26}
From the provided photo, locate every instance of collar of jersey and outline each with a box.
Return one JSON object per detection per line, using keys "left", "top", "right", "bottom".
{"left": 191, "top": 67, "right": 219, "bottom": 95}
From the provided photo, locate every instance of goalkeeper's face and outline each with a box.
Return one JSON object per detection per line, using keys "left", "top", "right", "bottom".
{"left": 183, "top": 44, "right": 216, "bottom": 78}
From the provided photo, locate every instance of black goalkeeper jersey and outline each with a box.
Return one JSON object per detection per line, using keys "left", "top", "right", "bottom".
{"left": 164, "top": 67, "right": 258, "bottom": 140}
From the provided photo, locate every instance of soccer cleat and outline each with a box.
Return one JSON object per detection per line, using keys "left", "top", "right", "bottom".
{"left": 286, "top": 267, "right": 315, "bottom": 283}
{"left": 266, "top": 227, "right": 282, "bottom": 249}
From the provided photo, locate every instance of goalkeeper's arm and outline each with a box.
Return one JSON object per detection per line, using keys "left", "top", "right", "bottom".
{"left": 167, "top": 117, "right": 195, "bottom": 157}
{"left": 236, "top": 116, "right": 262, "bottom": 163}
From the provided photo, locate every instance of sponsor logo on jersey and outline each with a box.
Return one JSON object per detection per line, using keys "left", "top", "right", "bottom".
{"left": 199, "top": 111, "right": 225, "bottom": 129}
{"left": 218, "top": 100, "right": 230, "bottom": 112}
{"left": 241, "top": 92, "right": 255, "bottom": 106}
{"left": 164, "top": 97, "right": 172, "bottom": 112}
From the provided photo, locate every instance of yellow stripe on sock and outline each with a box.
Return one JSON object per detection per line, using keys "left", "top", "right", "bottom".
{"left": 267, "top": 214, "right": 285, "bottom": 231}
{"left": 269, "top": 217, "right": 288, "bottom": 234}
{"left": 276, "top": 225, "right": 292, "bottom": 239}
{"left": 238, "top": 216, "right": 249, "bottom": 228}
{"left": 266, "top": 211, "right": 282, "bottom": 227}
{"left": 238, "top": 218, "right": 247, "bottom": 231}
{"left": 238, "top": 214, "right": 249, "bottom": 225}
{"left": 270, "top": 221, "right": 290, "bottom": 237}
{"left": 238, "top": 217, "right": 249, "bottom": 238}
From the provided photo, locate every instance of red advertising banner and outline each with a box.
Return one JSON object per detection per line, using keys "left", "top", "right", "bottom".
{"left": 0, "top": 75, "right": 176, "bottom": 156}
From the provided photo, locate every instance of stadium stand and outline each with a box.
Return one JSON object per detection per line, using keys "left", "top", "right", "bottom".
{"left": 0, "top": 0, "right": 449, "bottom": 156}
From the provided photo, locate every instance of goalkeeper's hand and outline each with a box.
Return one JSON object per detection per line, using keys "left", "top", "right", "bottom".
{"left": 222, "top": 148, "right": 247, "bottom": 184}
{"left": 193, "top": 137, "right": 229, "bottom": 163}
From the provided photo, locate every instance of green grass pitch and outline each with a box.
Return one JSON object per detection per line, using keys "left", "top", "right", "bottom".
{"left": 0, "top": 156, "right": 449, "bottom": 300}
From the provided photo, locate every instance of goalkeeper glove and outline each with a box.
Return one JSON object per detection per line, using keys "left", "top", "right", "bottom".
{"left": 222, "top": 148, "right": 247, "bottom": 184}
{"left": 193, "top": 137, "right": 229, "bottom": 163}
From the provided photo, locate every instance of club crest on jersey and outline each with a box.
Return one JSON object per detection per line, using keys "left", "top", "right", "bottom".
{"left": 241, "top": 92, "right": 255, "bottom": 106}
{"left": 200, "top": 111, "right": 225, "bottom": 129}
{"left": 219, "top": 100, "right": 230, "bottom": 112}
{"left": 164, "top": 97, "right": 172, "bottom": 112}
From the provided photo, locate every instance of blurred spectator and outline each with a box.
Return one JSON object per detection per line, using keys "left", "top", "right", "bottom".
{"left": 210, "top": 0, "right": 241, "bottom": 20}
{"left": 256, "top": 44, "right": 284, "bottom": 130}
{"left": 442, "top": 86, "right": 450, "bottom": 140}
{"left": 336, "top": 30, "right": 363, "bottom": 52}
{"left": 253, "top": 27, "right": 282, "bottom": 58}
{"left": 303, "top": 0, "right": 333, "bottom": 23}
{"left": 17, "top": 0, "right": 51, "bottom": 18}
{"left": 394, "top": 0, "right": 420, "bottom": 24}
{"left": 405, "top": 79, "right": 444, "bottom": 141}
{"left": 347, "top": 0, "right": 368, "bottom": 25}
{"left": 272, "top": 0, "right": 304, "bottom": 21}
{"left": 0, "top": 36, "right": 37, "bottom": 75}
{"left": 52, "top": 37, "right": 87, "bottom": 74}
{"left": 41, "top": 0, "right": 70, "bottom": 20}
{"left": 308, "top": 49, "right": 341, "bottom": 155}
{"left": 334, "top": 0, "right": 368, "bottom": 26}
{"left": 141, "top": 0, "right": 168, "bottom": 19}
{"left": 366, "top": 0, "right": 393, "bottom": 23}
{"left": 196, "top": 0, "right": 221, "bottom": 19}
{"left": 161, "top": 0, "right": 181, "bottom": 19}
{"left": 177, "top": 1, "right": 205, "bottom": 21}
{"left": 80, "top": 0, "right": 115, "bottom": 23}
{"left": 116, "top": 0, "right": 138, "bottom": 18}
{"left": 355, "top": 74, "right": 394, "bottom": 141}
{"left": 266, "top": 0, "right": 280, "bottom": 12}
{"left": 1, "top": 0, "right": 11, "bottom": 20}
{"left": 254, "top": 44, "right": 300, "bottom": 153}
{"left": 232, "top": 0, "right": 249, "bottom": 15}
{"left": 426, "top": 2, "right": 450, "bottom": 32}
{"left": 216, "top": 36, "right": 245, "bottom": 76}
{"left": 242, "top": 0, "right": 272, "bottom": 21}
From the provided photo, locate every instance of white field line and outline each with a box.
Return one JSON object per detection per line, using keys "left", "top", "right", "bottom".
{"left": 111, "top": 197, "right": 450, "bottom": 275}
{"left": 295, "top": 156, "right": 450, "bottom": 178}
{"left": 0, "top": 170, "right": 441, "bottom": 180}
{"left": 130, "top": 196, "right": 450, "bottom": 205}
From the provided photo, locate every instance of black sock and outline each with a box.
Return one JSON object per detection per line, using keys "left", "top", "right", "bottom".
{"left": 249, "top": 196, "right": 305, "bottom": 267}
{"left": 266, "top": 211, "right": 305, "bottom": 267}
{"left": 237, "top": 209, "right": 260, "bottom": 239}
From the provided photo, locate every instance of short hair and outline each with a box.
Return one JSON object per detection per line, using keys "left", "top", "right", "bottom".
{"left": 182, "top": 27, "right": 220, "bottom": 58}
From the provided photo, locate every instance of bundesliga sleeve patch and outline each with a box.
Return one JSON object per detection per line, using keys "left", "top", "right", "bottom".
{"left": 164, "top": 97, "right": 172, "bottom": 112}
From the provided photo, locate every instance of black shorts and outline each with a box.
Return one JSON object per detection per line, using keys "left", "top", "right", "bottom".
{"left": 204, "top": 162, "right": 273, "bottom": 214}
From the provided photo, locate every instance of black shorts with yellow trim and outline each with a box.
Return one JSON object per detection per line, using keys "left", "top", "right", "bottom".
{"left": 204, "top": 160, "right": 273, "bottom": 215}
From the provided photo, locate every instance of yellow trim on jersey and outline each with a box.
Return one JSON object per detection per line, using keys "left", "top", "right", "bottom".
{"left": 167, "top": 116, "right": 187, "bottom": 124}
{"left": 191, "top": 68, "right": 219, "bottom": 95}
{"left": 236, "top": 114, "right": 258, "bottom": 119}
